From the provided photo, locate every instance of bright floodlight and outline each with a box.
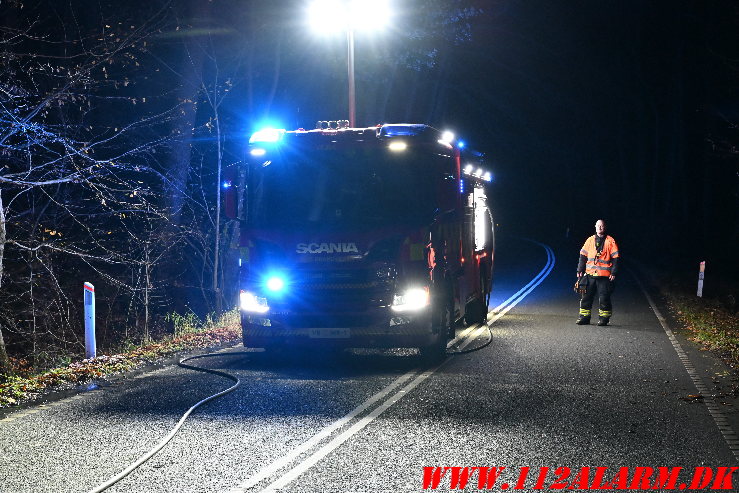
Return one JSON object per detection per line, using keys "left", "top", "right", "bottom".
{"left": 308, "top": 0, "right": 343, "bottom": 32}
{"left": 309, "top": 0, "right": 391, "bottom": 33}
{"left": 350, "top": 0, "right": 391, "bottom": 30}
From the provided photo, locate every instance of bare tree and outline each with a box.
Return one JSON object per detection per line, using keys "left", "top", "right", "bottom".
{"left": 0, "top": 1, "right": 177, "bottom": 376}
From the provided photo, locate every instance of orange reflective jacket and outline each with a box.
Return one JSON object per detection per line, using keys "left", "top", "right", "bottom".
{"left": 580, "top": 235, "right": 619, "bottom": 276}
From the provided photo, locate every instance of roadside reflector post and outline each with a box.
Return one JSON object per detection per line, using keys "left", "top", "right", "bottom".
{"left": 697, "top": 261, "right": 705, "bottom": 298}
{"left": 84, "top": 282, "right": 96, "bottom": 359}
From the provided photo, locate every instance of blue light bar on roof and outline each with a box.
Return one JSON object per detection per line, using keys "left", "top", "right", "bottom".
{"left": 377, "top": 124, "right": 428, "bottom": 138}
{"left": 249, "top": 128, "right": 285, "bottom": 144}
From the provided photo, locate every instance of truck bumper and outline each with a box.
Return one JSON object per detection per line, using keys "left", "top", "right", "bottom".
{"left": 241, "top": 311, "right": 436, "bottom": 349}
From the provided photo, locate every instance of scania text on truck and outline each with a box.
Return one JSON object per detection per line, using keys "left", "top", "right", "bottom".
{"left": 231, "top": 122, "right": 494, "bottom": 362}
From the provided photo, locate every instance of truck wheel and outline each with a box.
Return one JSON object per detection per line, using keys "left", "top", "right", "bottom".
{"left": 419, "top": 331, "right": 447, "bottom": 364}
{"left": 420, "top": 300, "right": 449, "bottom": 364}
{"left": 465, "top": 273, "right": 490, "bottom": 326}
{"left": 464, "top": 296, "right": 487, "bottom": 325}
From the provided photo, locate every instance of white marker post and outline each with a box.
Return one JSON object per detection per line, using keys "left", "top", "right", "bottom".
{"left": 84, "top": 282, "right": 96, "bottom": 359}
{"left": 697, "top": 261, "right": 705, "bottom": 298}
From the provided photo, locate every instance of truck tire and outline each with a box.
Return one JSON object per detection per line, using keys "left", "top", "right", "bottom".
{"left": 420, "top": 330, "right": 447, "bottom": 364}
{"left": 465, "top": 272, "right": 490, "bottom": 326}
{"left": 420, "top": 298, "right": 450, "bottom": 364}
{"left": 464, "top": 295, "right": 487, "bottom": 325}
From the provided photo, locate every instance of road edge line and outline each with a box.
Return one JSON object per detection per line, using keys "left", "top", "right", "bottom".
{"left": 631, "top": 269, "right": 739, "bottom": 461}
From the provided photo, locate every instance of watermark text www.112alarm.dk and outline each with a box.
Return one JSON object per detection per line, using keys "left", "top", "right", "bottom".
{"left": 422, "top": 466, "right": 738, "bottom": 490}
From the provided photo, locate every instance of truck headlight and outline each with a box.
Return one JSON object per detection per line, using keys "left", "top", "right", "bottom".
{"left": 240, "top": 290, "right": 269, "bottom": 313}
{"left": 391, "top": 287, "right": 429, "bottom": 312}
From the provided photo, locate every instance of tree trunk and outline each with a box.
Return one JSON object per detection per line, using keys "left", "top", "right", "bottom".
{"left": 144, "top": 245, "right": 151, "bottom": 343}
{"left": 0, "top": 190, "right": 5, "bottom": 290}
{"left": 166, "top": 1, "right": 212, "bottom": 224}
{"left": 213, "top": 112, "right": 223, "bottom": 315}
{"left": 0, "top": 191, "right": 12, "bottom": 377}
{"left": 0, "top": 328, "right": 11, "bottom": 379}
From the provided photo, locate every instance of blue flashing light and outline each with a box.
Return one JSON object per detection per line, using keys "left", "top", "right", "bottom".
{"left": 222, "top": 180, "right": 232, "bottom": 189}
{"left": 378, "top": 124, "right": 427, "bottom": 137}
{"left": 249, "top": 128, "right": 285, "bottom": 144}
{"left": 458, "top": 140, "right": 466, "bottom": 149}
{"left": 266, "top": 276, "right": 286, "bottom": 293}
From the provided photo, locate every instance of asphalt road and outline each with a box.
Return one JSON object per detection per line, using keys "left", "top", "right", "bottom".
{"left": 1, "top": 234, "right": 737, "bottom": 493}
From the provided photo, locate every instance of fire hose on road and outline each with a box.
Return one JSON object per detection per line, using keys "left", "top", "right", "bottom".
{"left": 88, "top": 239, "right": 556, "bottom": 493}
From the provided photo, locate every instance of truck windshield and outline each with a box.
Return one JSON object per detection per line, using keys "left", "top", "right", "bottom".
{"left": 248, "top": 144, "right": 444, "bottom": 228}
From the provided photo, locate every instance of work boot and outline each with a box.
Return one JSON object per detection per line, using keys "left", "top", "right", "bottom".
{"left": 576, "top": 317, "right": 590, "bottom": 325}
{"left": 597, "top": 318, "right": 609, "bottom": 326}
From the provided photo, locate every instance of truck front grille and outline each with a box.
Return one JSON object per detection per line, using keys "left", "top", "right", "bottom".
{"left": 269, "top": 266, "right": 393, "bottom": 316}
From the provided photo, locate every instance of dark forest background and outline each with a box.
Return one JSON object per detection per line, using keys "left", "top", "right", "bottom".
{"left": 0, "top": 0, "right": 737, "bottom": 376}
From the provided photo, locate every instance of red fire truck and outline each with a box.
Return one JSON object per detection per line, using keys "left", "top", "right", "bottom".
{"left": 235, "top": 121, "right": 494, "bottom": 361}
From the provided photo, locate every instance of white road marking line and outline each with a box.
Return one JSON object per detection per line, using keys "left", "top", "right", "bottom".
{"left": 234, "top": 342, "right": 484, "bottom": 493}
{"left": 447, "top": 324, "right": 481, "bottom": 349}
{"left": 258, "top": 325, "right": 500, "bottom": 493}
{"left": 227, "top": 370, "right": 418, "bottom": 492}
{"left": 490, "top": 240, "right": 555, "bottom": 314}
{"left": 229, "top": 240, "right": 556, "bottom": 493}
{"left": 259, "top": 366, "right": 441, "bottom": 492}
{"left": 232, "top": 288, "right": 500, "bottom": 492}
{"left": 490, "top": 242, "right": 555, "bottom": 321}
{"left": 632, "top": 270, "right": 739, "bottom": 461}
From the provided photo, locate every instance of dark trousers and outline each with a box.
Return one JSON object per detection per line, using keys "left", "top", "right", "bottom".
{"left": 579, "top": 275, "right": 614, "bottom": 320}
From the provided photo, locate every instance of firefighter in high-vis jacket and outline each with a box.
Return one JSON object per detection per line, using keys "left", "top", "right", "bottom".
{"left": 576, "top": 219, "right": 620, "bottom": 326}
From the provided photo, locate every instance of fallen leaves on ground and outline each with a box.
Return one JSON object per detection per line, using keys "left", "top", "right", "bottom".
{"left": 679, "top": 394, "right": 705, "bottom": 402}
{"left": 666, "top": 295, "right": 739, "bottom": 364}
{"left": 0, "top": 326, "right": 240, "bottom": 408}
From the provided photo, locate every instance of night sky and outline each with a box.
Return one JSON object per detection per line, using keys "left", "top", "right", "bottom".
{"left": 3, "top": 0, "right": 738, "bottom": 287}
{"left": 258, "top": 1, "right": 738, "bottom": 284}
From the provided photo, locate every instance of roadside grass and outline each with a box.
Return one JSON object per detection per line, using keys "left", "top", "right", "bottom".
{"left": 666, "top": 293, "right": 739, "bottom": 364}
{"left": 634, "top": 255, "right": 738, "bottom": 366}
{"left": 0, "top": 309, "right": 241, "bottom": 408}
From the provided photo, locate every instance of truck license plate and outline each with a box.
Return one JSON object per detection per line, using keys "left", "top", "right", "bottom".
{"left": 308, "top": 328, "right": 350, "bottom": 339}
